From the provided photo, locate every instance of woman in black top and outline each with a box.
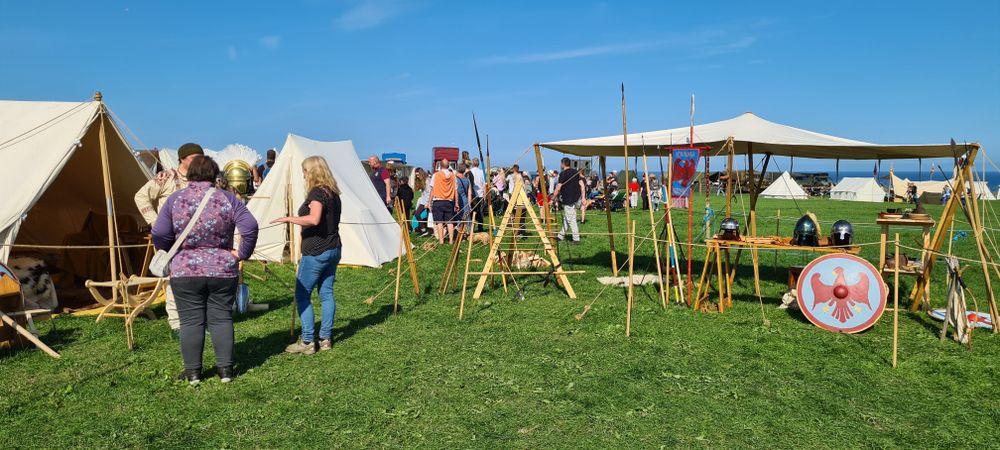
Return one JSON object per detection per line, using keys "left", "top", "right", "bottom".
{"left": 271, "top": 156, "right": 343, "bottom": 354}
{"left": 396, "top": 174, "right": 414, "bottom": 220}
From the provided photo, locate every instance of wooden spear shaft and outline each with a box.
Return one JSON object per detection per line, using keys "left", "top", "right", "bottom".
{"left": 599, "top": 156, "right": 618, "bottom": 276}
{"left": 626, "top": 220, "right": 635, "bottom": 337}
{"left": 642, "top": 153, "right": 666, "bottom": 308}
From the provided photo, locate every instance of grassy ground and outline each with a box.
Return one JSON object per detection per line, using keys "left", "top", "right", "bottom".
{"left": 1, "top": 196, "right": 998, "bottom": 448}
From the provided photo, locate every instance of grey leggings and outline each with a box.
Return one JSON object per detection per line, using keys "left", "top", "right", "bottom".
{"left": 169, "top": 277, "right": 238, "bottom": 370}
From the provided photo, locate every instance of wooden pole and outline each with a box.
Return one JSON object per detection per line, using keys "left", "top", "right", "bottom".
{"left": 95, "top": 93, "right": 119, "bottom": 308}
{"left": 484, "top": 137, "right": 505, "bottom": 291}
{"left": 459, "top": 213, "right": 477, "bottom": 320}
{"left": 960, "top": 156, "right": 1000, "bottom": 331}
{"left": 0, "top": 311, "right": 60, "bottom": 359}
{"left": 599, "top": 156, "right": 618, "bottom": 275}
{"left": 287, "top": 160, "right": 298, "bottom": 337}
{"left": 393, "top": 201, "right": 405, "bottom": 314}
{"left": 533, "top": 144, "right": 552, "bottom": 234}
{"left": 893, "top": 233, "right": 900, "bottom": 368}
{"left": 724, "top": 142, "right": 734, "bottom": 218}
{"left": 642, "top": 153, "right": 666, "bottom": 308}
{"left": 621, "top": 85, "right": 632, "bottom": 242}
{"left": 626, "top": 220, "right": 635, "bottom": 337}
{"left": 95, "top": 93, "right": 133, "bottom": 348}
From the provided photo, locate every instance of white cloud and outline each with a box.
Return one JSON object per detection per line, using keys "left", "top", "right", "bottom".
{"left": 227, "top": 45, "right": 238, "bottom": 61}
{"left": 474, "top": 32, "right": 758, "bottom": 66}
{"left": 476, "top": 42, "right": 657, "bottom": 65}
{"left": 334, "top": 0, "right": 414, "bottom": 30}
{"left": 259, "top": 35, "right": 281, "bottom": 50}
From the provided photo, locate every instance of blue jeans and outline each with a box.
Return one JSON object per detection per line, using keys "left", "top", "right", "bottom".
{"left": 295, "top": 247, "right": 341, "bottom": 342}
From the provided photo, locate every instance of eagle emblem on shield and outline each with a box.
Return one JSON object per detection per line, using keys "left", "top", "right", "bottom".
{"left": 796, "top": 254, "right": 887, "bottom": 333}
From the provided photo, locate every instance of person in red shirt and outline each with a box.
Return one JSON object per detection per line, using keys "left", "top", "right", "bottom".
{"left": 628, "top": 177, "right": 640, "bottom": 208}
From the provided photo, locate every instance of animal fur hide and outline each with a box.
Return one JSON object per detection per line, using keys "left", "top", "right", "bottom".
{"left": 495, "top": 251, "right": 551, "bottom": 270}
{"left": 9, "top": 257, "right": 58, "bottom": 311}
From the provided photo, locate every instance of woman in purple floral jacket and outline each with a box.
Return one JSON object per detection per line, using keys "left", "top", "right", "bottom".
{"left": 152, "top": 155, "right": 258, "bottom": 385}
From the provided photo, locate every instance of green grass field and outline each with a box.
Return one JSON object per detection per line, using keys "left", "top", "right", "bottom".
{"left": 2, "top": 196, "right": 998, "bottom": 448}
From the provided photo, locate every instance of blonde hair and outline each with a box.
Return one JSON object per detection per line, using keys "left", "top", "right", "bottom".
{"left": 302, "top": 156, "right": 340, "bottom": 195}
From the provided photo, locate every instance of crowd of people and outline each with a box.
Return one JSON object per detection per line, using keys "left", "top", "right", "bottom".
{"left": 366, "top": 154, "right": 671, "bottom": 245}
{"left": 137, "top": 146, "right": 672, "bottom": 385}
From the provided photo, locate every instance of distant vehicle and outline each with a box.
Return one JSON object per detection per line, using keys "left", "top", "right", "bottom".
{"left": 432, "top": 147, "right": 459, "bottom": 169}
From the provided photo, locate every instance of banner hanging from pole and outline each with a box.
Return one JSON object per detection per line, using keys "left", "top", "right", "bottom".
{"left": 671, "top": 148, "right": 700, "bottom": 209}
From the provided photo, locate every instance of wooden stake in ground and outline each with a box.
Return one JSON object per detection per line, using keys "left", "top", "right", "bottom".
{"left": 626, "top": 220, "right": 635, "bottom": 337}
{"left": 393, "top": 215, "right": 405, "bottom": 314}
{"left": 893, "top": 233, "right": 900, "bottom": 368}
{"left": 641, "top": 153, "right": 666, "bottom": 308}
{"left": 459, "top": 213, "right": 477, "bottom": 320}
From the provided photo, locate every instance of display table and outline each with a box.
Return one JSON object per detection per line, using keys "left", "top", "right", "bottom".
{"left": 695, "top": 236, "right": 860, "bottom": 312}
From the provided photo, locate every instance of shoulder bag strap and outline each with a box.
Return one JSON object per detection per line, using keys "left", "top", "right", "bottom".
{"left": 163, "top": 188, "right": 216, "bottom": 261}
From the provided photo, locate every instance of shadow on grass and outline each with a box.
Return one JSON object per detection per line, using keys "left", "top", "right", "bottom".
{"left": 0, "top": 324, "right": 80, "bottom": 359}
{"left": 235, "top": 304, "right": 396, "bottom": 372}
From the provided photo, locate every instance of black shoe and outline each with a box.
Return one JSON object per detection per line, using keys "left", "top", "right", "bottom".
{"left": 177, "top": 368, "right": 202, "bottom": 385}
{"left": 570, "top": 240, "right": 582, "bottom": 245}
{"left": 217, "top": 366, "right": 235, "bottom": 383}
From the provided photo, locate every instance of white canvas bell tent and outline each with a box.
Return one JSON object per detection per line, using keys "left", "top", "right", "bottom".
{"left": 247, "top": 133, "right": 402, "bottom": 267}
{"left": 759, "top": 171, "right": 808, "bottom": 199}
{"left": 890, "top": 173, "right": 996, "bottom": 200}
{"left": 830, "top": 177, "right": 886, "bottom": 202}
{"left": 0, "top": 98, "right": 150, "bottom": 263}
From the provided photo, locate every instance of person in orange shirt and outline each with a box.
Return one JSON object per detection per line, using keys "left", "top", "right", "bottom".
{"left": 430, "top": 159, "right": 458, "bottom": 244}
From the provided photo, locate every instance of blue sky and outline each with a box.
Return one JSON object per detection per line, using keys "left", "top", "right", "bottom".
{"left": 2, "top": 0, "right": 998, "bottom": 172}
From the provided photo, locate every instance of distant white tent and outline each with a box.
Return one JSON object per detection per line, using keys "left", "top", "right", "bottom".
{"left": 0, "top": 99, "right": 150, "bottom": 263}
{"left": 977, "top": 182, "right": 997, "bottom": 200}
{"left": 760, "top": 171, "right": 808, "bottom": 199}
{"left": 247, "top": 134, "right": 402, "bottom": 267}
{"left": 890, "top": 173, "right": 995, "bottom": 200}
{"left": 831, "top": 177, "right": 885, "bottom": 202}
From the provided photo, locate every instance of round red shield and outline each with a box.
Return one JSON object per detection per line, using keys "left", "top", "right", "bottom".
{"left": 795, "top": 254, "right": 887, "bottom": 333}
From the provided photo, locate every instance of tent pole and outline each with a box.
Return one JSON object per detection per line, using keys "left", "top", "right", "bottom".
{"left": 94, "top": 93, "right": 120, "bottom": 308}
{"left": 724, "top": 141, "right": 734, "bottom": 217}
{"left": 599, "top": 156, "right": 618, "bottom": 275}
{"left": 287, "top": 160, "right": 297, "bottom": 338}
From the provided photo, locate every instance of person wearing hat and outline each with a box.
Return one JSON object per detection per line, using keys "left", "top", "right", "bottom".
{"left": 134, "top": 142, "right": 204, "bottom": 336}
{"left": 256, "top": 148, "right": 277, "bottom": 186}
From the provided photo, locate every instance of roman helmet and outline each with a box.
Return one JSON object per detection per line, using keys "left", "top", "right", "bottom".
{"left": 719, "top": 217, "right": 740, "bottom": 240}
{"left": 793, "top": 215, "right": 819, "bottom": 246}
{"left": 223, "top": 160, "right": 254, "bottom": 199}
{"left": 830, "top": 219, "right": 854, "bottom": 247}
